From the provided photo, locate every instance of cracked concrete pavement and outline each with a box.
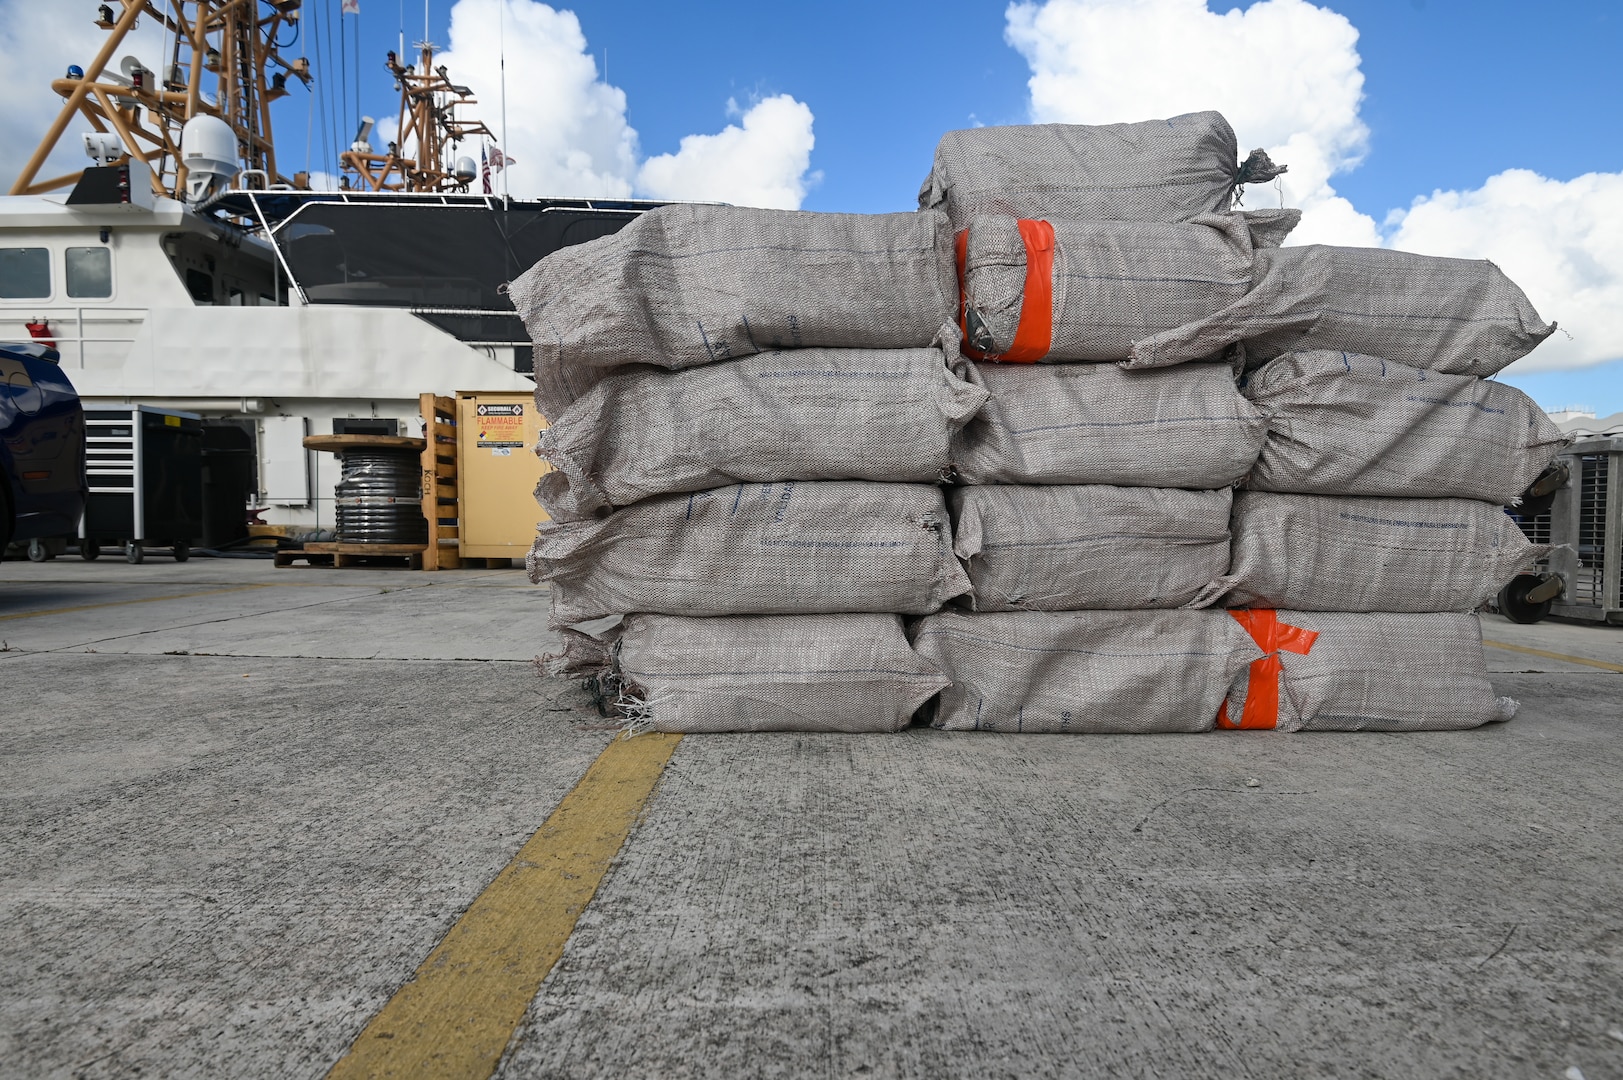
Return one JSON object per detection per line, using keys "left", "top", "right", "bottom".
{"left": 2, "top": 556, "right": 1620, "bottom": 1079}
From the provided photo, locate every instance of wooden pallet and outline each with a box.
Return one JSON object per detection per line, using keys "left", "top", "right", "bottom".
{"left": 274, "top": 542, "right": 424, "bottom": 570}
{"left": 420, "top": 392, "right": 463, "bottom": 570}
{"left": 457, "top": 556, "right": 515, "bottom": 569}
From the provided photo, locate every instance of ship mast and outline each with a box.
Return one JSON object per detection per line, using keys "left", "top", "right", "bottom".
{"left": 9, "top": 0, "right": 311, "bottom": 200}
{"left": 340, "top": 42, "right": 495, "bottom": 192}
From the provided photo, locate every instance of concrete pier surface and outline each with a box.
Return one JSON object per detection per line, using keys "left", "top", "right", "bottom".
{"left": 2, "top": 557, "right": 1620, "bottom": 1079}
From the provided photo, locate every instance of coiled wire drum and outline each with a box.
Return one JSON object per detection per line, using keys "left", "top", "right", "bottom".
{"left": 333, "top": 445, "right": 429, "bottom": 545}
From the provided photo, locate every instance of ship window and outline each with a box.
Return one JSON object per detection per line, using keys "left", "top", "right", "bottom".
{"left": 65, "top": 246, "right": 112, "bottom": 298}
{"left": 0, "top": 247, "right": 50, "bottom": 298}
{"left": 185, "top": 268, "right": 214, "bottom": 303}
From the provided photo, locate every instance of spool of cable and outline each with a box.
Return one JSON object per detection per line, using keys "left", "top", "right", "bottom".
{"left": 303, "top": 434, "right": 430, "bottom": 548}
{"left": 333, "top": 446, "right": 428, "bottom": 544}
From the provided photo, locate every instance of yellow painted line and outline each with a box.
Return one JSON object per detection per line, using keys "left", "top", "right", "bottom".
{"left": 1483, "top": 639, "right": 1623, "bottom": 673}
{"left": 0, "top": 584, "right": 272, "bottom": 622}
{"left": 326, "top": 732, "right": 682, "bottom": 1080}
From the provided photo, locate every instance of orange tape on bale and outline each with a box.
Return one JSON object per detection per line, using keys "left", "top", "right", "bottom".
{"left": 955, "top": 228, "right": 970, "bottom": 348}
{"left": 1216, "top": 610, "right": 1319, "bottom": 730}
{"left": 956, "top": 219, "right": 1055, "bottom": 363}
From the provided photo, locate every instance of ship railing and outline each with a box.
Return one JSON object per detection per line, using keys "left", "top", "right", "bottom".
{"left": 2, "top": 306, "right": 145, "bottom": 368}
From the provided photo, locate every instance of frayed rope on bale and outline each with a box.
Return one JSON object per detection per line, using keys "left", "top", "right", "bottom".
{"left": 613, "top": 690, "right": 667, "bottom": 738}
{"left": 1231, "top": 148, "right": 1288, "bottom": 207}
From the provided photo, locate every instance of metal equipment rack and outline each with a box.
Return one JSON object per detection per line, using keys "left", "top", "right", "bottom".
{"left": 80, "top": 406, "right": 203, "bottom": 563}
{"left": 1502, "top": 436, "right": 1623, "bottom": 624}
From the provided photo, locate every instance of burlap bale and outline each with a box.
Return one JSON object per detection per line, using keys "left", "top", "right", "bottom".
{"left": 529, "top": 481, "right": 971, "bottom": 624}
{"left": 1128, "top": 245, "right": 1555, "bottom": 375}
{"left": 950, "top": 485, "right": 1231, "bottom": 611}
{"left": 961, "top": 212, "right": 1275, "bottom": 361}
{"left": 1224, "top": 611, "right": 1517, "bottom": 731}
{"left": 510, "top": 203, "right": 959, "bottom": 417}
{"left": 1243, "top": 351, "right": 1567, "bottom": 503}
{"left": 1221, "top": 491, "right": 1548, "bottom": 612}
{"left": 911, "top": 609, "right": 1262, "bottom": 733}
{"left": 952, "top": 361, "right": 1265, "bottom": 488}
{"left": 536, "top": 327, "right": 986, "bottom": 521}
{"left": 537, "top": 622, "right": 618, "bottom": 678}
{"left": 613, "top": 613, "right": 950, "bottom": 733}
{"left": 918, "top": 111, "right": 1288, "bottom": 228}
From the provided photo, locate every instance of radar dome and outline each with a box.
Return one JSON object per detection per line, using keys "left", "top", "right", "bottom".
{"left": 180, "top": 114, "right": 239, "bottom": 206}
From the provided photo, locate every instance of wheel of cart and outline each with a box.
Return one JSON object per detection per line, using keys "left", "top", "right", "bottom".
{"left": 80, "top": 537, "right": 101, "bottom": 560}
{"left": 119, "top": 539, "right": 191, "bottom": 563}
{"left": 27, "top": 538, "right": 54, "bottom": 562}
{"left": 82, "top": 407, "right": 203, "bottom": 571}
{"left": 1497, "top": 574, "right": 1553, "bottom": 624}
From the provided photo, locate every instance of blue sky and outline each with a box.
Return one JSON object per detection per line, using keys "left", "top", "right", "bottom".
{"left": 4, "top": 0, "right": 1618, "bottom": 411}
{"left": 307, "top": 1, "right": 1619, "bottom": 214}
{"left": 1320, "top": 1, "right": 1619, "bottom": 220}
{"left": 297, "top": 0, "right": 1623, "bottom": 412}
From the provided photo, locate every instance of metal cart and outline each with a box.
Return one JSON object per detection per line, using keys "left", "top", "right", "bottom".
{"left": 1500, "top": 436, "right": 1622, "bottom": 624}
{"left": 80, "top": 406, "right": 204, "bottom": 564}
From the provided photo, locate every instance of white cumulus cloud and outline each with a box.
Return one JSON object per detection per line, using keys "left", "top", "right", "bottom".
{"left": 1388, "top": 169, "right": 1623, "bottom": 372}
{"left": 434, "top": 1, "right": 817, "bottom": 207}
{"left": 1004, "top": 0, "right": 1623, "bottom": 370}
{"left": 0, "top": 1, "right": 170, "bottom": 194}
{"left": 1005, "top": 0, "right": 1379, "bottom": 245}
{"left": 0, "top": 0, "right": 820, "bottom": 209}
{"left": 437, "top": 0, "right": 639, "bottom": 197}
{"left": 636, "top": 95, "right": 817, "bottom": 210}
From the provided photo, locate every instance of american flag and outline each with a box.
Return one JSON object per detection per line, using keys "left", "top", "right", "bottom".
{"left": 481, "top": 144, "right": 514, "bottom": 193}
{"left": 341, "top": 0, "right": 359, "bottom": 13}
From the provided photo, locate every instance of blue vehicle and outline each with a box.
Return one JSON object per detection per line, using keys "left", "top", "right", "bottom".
{"left": 0, "top": 342, "right": 87, "bottom": 560}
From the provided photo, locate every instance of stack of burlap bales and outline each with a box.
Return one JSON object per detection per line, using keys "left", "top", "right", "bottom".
{"left": 510, "top": 109, "right": 1560, "bottom": 736}
{"left": 917, "top": 111, "right": 1561, "bottom": 734}
{"left": 508, "top": 205, "right": 979, "bottom": 732}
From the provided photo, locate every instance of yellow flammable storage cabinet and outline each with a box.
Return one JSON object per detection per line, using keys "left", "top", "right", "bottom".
{"left": 455, "top": 391, "right": 551, "bottom": 561}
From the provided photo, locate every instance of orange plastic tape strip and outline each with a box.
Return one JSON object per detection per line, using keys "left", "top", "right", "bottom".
{"left": 1216, "top": 610, "right": 1318, "bottom": 730}
{"left": 955, "top": 220, "right": 1055, "bottom": 363}
{"left": 1001, "top": 219, "right": 1055, "bottom": 362}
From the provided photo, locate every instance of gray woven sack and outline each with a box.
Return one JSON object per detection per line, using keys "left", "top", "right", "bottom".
{"left": 953, "top": 361, "right": 1266, "bottom": 488}
{"left": 537, "top": 623, "right": 617, "bottom": 678}
{"left": 535, "top": 326, "right": 987, "bottom": 521}
{"left": 1225, "top": 611, "right": 1517, "bottom": 732}
{"left": 612, "top": 613, "right": 949, "bottom": 733}
{"left": 1128, "top": 245, "right": 1555, "bottom": 375}
{"left": 510, "top": 203, "right": 959, "bottom": 417}
{"left": 911, "top": 609, "right": 1262, "bottom": 733}
{"left": 950, "top": 485, "right": 1231, "bottom": 611}
{"left": 528, "top": 481, "right": 972, "bottom": 624}
{"left": 1244, "top": 351, "right": 1567, "bottom": 503}
{"left": 918, "top": 111, "right": 1287, "bottom": 228}
{"left": 961, "top": 211, "right": 1283, "bottom": 361}
{"left": 1220, "top": 491, "right": 1548, "bottom": 612}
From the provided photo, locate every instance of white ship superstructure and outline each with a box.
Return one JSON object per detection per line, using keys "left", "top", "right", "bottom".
{"left": 0, "top": 187, "right": 538, "bottom": 528}
{"left": 2, "top": 0, "right": 655, "bottom": 531}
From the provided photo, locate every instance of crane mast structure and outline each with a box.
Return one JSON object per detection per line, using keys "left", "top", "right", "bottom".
{"left": 9, "top": 0, "right": 310, "bottom": 200}
{"left": 340, "top": 43, "right": 495, "bottom": 193}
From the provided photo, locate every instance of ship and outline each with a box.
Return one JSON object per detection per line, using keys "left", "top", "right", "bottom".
{"left": 1, "top": 0, "right": 657, "bottom": 533}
